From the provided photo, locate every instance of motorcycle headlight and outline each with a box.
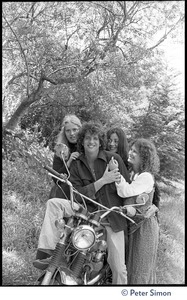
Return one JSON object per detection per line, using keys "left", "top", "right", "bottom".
{"left": 72, "top": 225, "right": 96, "bottom": 250}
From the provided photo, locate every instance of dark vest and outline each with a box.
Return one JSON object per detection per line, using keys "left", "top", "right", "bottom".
{"left": 125, "top": 189, "right": 155, "bottom": 234}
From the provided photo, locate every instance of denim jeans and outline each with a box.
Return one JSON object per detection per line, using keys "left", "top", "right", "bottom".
{"left": 38, "top": 198, "right": 127, "bottom": 284}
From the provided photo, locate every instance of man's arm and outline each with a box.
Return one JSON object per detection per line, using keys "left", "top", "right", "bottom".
{"left": 94, "top": 165, "right": 120, "bottom": 192}
{"left": 70, "top": 161, "right": 121, "bottom": 198}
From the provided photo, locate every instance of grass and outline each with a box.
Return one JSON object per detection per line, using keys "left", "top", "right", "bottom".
{"left": 156, "top": 181, "right": 185, "bottom": 284}
{"left": 2, "top": 157, "right": 185, "bottom": 285}
{"left": 2, "top": 157, "right": 51, "bottom": 285}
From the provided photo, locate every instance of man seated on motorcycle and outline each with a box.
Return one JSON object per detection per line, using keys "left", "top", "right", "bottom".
{"left": 33, "top": 122, "right": 158, "bottom": 284}
{"left": 34, "top": 121, "right": 131, "bottom": 285}
{"left": 68, "top": 121, "right": 132, "bottom": 284}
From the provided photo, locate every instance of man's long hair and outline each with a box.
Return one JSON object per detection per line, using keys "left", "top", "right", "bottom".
{"left": 77, "top": 122, "right": 106, "bottom": 153}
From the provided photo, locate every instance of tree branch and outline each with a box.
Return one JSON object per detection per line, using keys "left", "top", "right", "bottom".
{"left": 47, "top": 65, "right": 77, "bottom": 77}
{"left": 3, "top": 12, "right": 30, "bottom": 96}
{"left": 96, "top": 15, "right": 109, "bottom": 37}
{"left": 147, "top": 16, "right": 184, "bottom": 51}
{"left": 116, "top": 1, "right": 127, "bottom": 19}
{"left": 5, "top": 72, "right": 38, "bottom": 88}
{"left": 6, "top": 72, "right": 26, "bottom": 87}
{"left": 92, "top": 2, "right": 116, "bottom": 17}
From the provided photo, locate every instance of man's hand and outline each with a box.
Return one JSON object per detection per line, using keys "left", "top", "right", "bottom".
{"left": 102, "top": 165, "right": 121, "bottom": 184}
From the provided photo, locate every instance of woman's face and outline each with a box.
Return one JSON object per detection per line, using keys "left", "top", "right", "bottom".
{"left": 107, "top": 133, "right": 119, "bottom": 153}
{"left": 83, "top": 132, "right": 100, "bottom": 156}
{"left": 64, "top": 123, "right": 79, "bottom": 144}
{"left": 128, "top": 144, "right": 141, "bottom": 171}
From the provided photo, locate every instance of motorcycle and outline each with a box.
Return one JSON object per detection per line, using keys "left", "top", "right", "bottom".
{"left": 35, "top": 164, "right": 145, "bottom": 286}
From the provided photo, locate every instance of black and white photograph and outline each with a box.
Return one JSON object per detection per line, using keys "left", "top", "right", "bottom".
{"left": 2, "top": 1, "right": 185, "bottom": 296}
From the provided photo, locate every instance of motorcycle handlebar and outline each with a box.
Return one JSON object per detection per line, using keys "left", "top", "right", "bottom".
{"left": 44, "top": 165, "right": 137, "bottom": 223}
{"left": 44, "top": 165, "right": 70, "bottom": 183}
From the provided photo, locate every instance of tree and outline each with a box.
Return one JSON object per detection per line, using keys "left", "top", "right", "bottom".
{"left": 130, "top": 64, "right": 184, "bottom": 181}
{"left": 3, "top": 1, "right": 184, "bottom": 129}
{"left": 2, "top": 1, "right": 184, "bottom": 182}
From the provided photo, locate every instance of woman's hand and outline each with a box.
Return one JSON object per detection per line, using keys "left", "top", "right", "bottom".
{"left": 67, "top": 152, "right": 80, "bottom": 168}
{"left": 144, "top": 204, "right": 159, "bottom": 218}
{"left": 108, "top": 157, "right": 121, "bottom": 183}
{"left": 126, "top": 206, "right": 136, "bottom": 217}
{"left": 108, "top": 157, "right": 119, "bottom": 171}
{"left": 102, "top": 165, "right": 121, "bottom": 184}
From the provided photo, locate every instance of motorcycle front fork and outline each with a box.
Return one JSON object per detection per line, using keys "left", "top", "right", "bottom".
{"left": 41, "top": 219, "right": 73, "bottom": 285}
{"left": 40, "top": 243, "right": 66, "bottom": 285}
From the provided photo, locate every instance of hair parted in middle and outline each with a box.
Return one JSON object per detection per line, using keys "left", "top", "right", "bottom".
{"left": 55, "top": 114, "right": 82, "bottom": 146}
{"left": 130, "top": 138, "right": 160, "bottom": 175}
{"left": 76, "top": 121, "right": 106, "bottom": 153}
{"left": 106, "top": 127, "right": 129, "bottom": 167}
{"left": 54, "top": 114, "right": 82, "bottom": 158}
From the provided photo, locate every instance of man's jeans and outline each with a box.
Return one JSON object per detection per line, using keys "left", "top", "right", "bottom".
{"left": 38, "top": 198, "right": 127, "bottom": 284}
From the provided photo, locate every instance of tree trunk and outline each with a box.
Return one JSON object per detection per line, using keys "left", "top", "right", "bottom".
{"left": 4, "top": 75, "right": 44, "bottom": 131}
{"left": 4, "top": 98, "right": 32, "bottom": 130}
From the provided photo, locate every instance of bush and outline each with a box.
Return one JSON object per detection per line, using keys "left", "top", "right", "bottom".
{"left": 2, "top": 151, "right": 54, "bottom": 285}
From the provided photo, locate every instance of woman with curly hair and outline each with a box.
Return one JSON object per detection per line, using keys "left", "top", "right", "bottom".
{"left": 115, "top": 138, "right": 160, "bottom": 284}
{"left": 106, "top": 127, "right": 129, "bottom": 168}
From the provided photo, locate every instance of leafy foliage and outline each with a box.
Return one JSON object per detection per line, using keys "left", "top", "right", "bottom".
{"left": 129, "top": 67, "right": 184, "bottom": 181}
{"left": 2, "top": 153, "right": 184, "bottom": 284}
{"left": 2, "top": 1, "right": 184, "bottom": 181}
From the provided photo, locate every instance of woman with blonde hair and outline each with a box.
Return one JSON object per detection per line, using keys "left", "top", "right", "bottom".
{"left": 49, "top": 114, "right": 82, "bottom": 199}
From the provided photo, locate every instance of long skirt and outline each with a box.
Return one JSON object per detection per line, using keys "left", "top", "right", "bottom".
{"left": 127, "top": 216, "right": 159, "bottom": 284}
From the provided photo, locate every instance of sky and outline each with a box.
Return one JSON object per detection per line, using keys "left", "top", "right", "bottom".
{"left": 159, "top": 37, "right": 184, "bottom": 97}
{"left": 163, "top": 40, "right": 184, "bottom": 75}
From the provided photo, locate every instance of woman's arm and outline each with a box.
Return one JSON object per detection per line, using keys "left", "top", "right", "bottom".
{"left": 112, "top": 153, "right": 131, "bottom": 183}
{"left": 52, "top": 155, "right": 68, "bottom": 183}
{"left": 66, "top": 152, "right": 80, "bottom": 168}
{"left": 116, "top": 172, "right": 154, "bottom": 198}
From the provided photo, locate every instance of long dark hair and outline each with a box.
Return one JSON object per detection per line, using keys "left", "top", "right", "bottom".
{"left": 153, "top": 181, "right": 161, "bottom": 209}
{"left": 106, "top": 127, "right": 129, "bottom": 167}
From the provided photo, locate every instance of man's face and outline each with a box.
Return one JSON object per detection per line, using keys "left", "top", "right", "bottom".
{"left": 83, "top": 132, "right": 100, "bottom": 155}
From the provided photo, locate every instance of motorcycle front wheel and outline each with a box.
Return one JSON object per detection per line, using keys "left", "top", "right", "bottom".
{"left": 97, "top": 265, "right": 113, "bottom": 285}
{"left": 36, "top": 270, "right": 63, "bottom": 285}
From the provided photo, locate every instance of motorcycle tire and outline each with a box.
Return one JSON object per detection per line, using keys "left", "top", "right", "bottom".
{"left": 36, "top": 270, "right": 63, "bottom": 285}
{"left": 97, "top": 265, "right": 113, "bottom": 285}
